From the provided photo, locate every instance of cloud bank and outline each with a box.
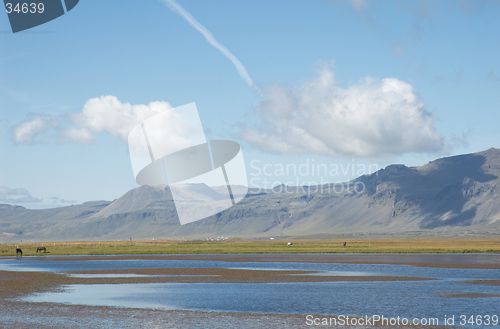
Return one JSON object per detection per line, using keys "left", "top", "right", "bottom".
{"left": 0, "top": 186, "right": 42, "bottom": 204}
{"left": 0, "top": 186, "right": 76, "bottom": 208}
{"left": 11, "top": 96, "right": 173, "bottom": 145}
{"left": 243, "top": 67, "right": 443, "bottom": 158}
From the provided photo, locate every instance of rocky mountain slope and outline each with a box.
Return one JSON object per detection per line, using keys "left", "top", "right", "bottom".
{"left": 2, "top": 148, "right": 500, "bottom": 242}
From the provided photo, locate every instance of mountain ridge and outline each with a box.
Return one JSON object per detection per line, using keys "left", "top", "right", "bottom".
{"left": 1, "top": 148, "right": 500, "bottom": 242}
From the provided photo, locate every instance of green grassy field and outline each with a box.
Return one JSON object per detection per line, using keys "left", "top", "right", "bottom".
{"left": 1, "top": 237, "right": 499, "bottom": 256}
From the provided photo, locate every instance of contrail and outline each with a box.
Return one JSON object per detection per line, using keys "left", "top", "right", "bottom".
{"left": 161, "top": 0, "right": 257, "bottom": 90}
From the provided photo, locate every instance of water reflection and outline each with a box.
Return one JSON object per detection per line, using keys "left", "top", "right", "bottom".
{"left": 23, "top": 280, "right": 500, "bottom": 322}
{"left": 2, "top": 255, "right": 499, "bottom": 328}
{"left": 1, "top": 257, "right": 499, "bottom": 281}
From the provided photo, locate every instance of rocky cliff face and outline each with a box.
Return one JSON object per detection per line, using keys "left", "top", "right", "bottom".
{"left": 354, "top": 148, "right": 500, "bottom": 231}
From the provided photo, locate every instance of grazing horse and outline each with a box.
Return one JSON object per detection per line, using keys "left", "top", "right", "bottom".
{"left": 16, "top": 248, "right": 22, "bottom": 256}
{"left": 36, "top": 247, "right": 47, "bottom": 253}
{"left": 343, "top": 242, "right": 346, "bottom": 247}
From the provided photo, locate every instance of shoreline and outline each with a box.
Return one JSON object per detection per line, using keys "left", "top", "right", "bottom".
{"left": 1, "top": 237, "right": 499, "bottom": 256}
{"left": 4, "top": 252, "right": 498, "bottom": 269}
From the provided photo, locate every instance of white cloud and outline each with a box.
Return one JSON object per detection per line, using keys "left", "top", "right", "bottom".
{"left": 0, "top": 187, "right": 78, "bottom": 208}
{"left": 60, "top": 127, "right": 95, "bottom": 144}
{"left": 0, "top": 186, "right": 42, "bottom": 204}
{"left": 68, "top": 95, "right": 173, "bottom": 142}
{"left": 0, "top": 186, "right": 29, "bottom": 196}
{"left": 160, "top": 0, "right": 256, "bottom": 90}
{"left": 243, "top": 67, "right": 444, "bottom": 158}
{"left": 12, "top": 116, "right": 57, "bottom": 145}
{"left": 11, "top": 96, "right": 174, "bottom": 145}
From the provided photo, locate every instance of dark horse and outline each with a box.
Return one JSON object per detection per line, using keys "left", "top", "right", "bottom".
{"left": 16, "top": 248, "right": 22, "bottom": 256}
{"left": 36, "top": 247, "right": 47, "bottom": 253}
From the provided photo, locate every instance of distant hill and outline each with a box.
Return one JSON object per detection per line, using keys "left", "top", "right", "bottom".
{"left": 1, "top": 148, "right": 500, "bottom": 242}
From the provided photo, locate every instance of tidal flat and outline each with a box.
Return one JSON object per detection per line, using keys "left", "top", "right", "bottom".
{"left": 1, "top": 253, "right": 499, "bottom": 328}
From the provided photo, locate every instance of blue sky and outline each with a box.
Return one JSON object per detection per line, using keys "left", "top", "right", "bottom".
{"left": 1, "top": 0, "right": 499, "bottom": 208}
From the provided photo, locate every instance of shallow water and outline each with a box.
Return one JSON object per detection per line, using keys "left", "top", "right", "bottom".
{"left": 23, "top": 280, "right": 500, "bottom": 315}
{"left": 2, "top": 254, "right": 500, "bottom": 281}
{"left": 2, "top": 254, "right": 499, "bottom": 327}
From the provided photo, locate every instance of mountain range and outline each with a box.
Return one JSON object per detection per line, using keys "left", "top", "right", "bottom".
{"left": 2, "top": 148, "right": 500, "bottom": 242}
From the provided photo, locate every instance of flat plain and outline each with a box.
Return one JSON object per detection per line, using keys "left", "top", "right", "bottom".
{"left": 1, "top": 237, "right": 499, "bottom": 256}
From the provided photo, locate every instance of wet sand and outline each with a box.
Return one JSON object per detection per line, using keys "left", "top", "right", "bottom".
{"left": 434, "top": 292, "right": 500, "bottom": 298}
{"left": 0, "top": 268, "right": 434, "bottom": 303}
{"left": 0, "top": 254, "right": 479, "bottom": 328}
{"left": 62, "top": 267, "right": 435, "bottom": 284}
{"left": 460, "top": 279, "right": 500, "bottom": 286}
{"left": 0, "top": 301, "right": 456, "bottom": 329}
{"left": 0, "top": 269, "right": 448, "bottom": 329}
